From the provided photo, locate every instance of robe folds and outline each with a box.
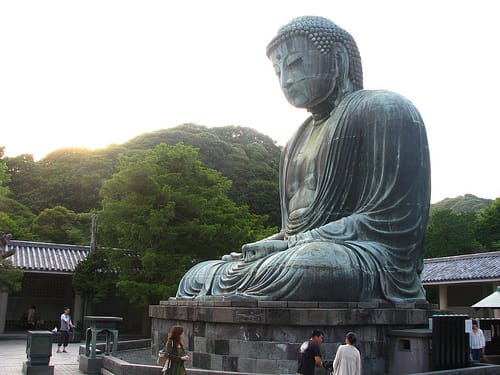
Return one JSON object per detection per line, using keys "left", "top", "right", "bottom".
{"left": 176, "top": 90, "right": 431, "bottom": 302}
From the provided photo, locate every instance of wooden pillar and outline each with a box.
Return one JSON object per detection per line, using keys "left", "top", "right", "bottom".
{"left": 73, "top": 294, "right": 83, "bottom": 327}
{"left": 493, "top": 282, "right": 500, "bottom": 319}
{"left": 439, "top": 284, "right": 448, "bottom": 311}
{"left": 0, "top": 291, "right": 8, "bottom": 333}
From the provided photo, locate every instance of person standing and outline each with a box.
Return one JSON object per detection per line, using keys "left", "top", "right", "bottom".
{"left": 297, "top": 330, "right": 324, "bottom": 375}
{"left": 162, "top": 325, "right": 190, "bottom": 375}
{"left": 56, "top": 307, "right": 75, "bottom": 353}
{"left": 470, "top": 320, "right": 486, "bottom": 361}
{"left": 332, "top": 332, "right": 361, "bottom": 375}
{"left": 27, "top": 305, "right": 37, "bottom": 329}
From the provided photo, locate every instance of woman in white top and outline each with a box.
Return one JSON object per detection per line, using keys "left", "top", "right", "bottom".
{"left": 470, "top": 320, "right": 486, "bottom": 361}
{"left": 332, "top": 332, "right": 361, "bottom": 375}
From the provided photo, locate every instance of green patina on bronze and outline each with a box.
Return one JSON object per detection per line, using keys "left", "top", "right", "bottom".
{"left": 176, "top": 16, "right": 431, "bottom": 302}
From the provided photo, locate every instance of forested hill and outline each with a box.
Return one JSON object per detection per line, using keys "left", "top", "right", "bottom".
{"left": 425, "top": 194, "right": 499, "bottom": 258}
{"left": 124, "top": 124, "right": 282, "bottom": 226}
{"left": 431, "top": 194, "right": 493, "bottom": 213}
{"left": 4, "top": 124, "right": 282, "bottom": 230}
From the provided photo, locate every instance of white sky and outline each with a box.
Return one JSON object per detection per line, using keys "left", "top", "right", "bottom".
{"left": 1, "top": 0, "right": 499, "bottom": 203}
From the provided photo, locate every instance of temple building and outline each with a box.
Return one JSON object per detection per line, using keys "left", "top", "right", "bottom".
{"left": 421, "top": 251, "right": 500, "bottom": 318}
{"left": 0, "top": 240, "right": 145, "bottom": 335}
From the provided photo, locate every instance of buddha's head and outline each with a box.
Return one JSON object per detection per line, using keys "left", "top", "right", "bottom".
{"left": 267, "top": 16, "right": 363, "bottom": 116}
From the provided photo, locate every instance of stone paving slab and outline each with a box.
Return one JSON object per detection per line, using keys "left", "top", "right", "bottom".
{"left": 0, "top": 338, "right": 84, "bottom": 374}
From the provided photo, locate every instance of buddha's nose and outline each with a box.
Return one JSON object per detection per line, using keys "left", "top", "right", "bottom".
{"left": 281, "top": 71, "right": 294, "bottom": 89}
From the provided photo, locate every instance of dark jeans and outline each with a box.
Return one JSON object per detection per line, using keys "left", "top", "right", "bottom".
{"left": 471, "top": 348, "right": 483, "bottom": 361}
{"left": 58, "top": 330, "right": 70, "bottom": 347}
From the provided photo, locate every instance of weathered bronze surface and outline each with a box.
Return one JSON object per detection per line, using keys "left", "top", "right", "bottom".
{"left": 176, "top": 16, "right": 430, "bottom": 302}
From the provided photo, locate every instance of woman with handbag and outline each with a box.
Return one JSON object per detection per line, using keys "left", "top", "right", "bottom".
{"left": 162, "top": 325, "right": 190, "bottom": 375}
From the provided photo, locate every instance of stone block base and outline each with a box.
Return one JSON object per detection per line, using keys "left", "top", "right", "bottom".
{"left": 79, "top": 354, "right": 103, "bottom": 374}
{"left": 22, "top": 361, "right": 54, "bottom": 375}
{"left": 150, "top": 300, "right": 437, "bottom": 375}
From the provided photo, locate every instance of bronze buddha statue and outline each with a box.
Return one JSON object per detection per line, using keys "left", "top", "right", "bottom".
{"left": 176, "top": 16, "right": 430, "bottom": 302}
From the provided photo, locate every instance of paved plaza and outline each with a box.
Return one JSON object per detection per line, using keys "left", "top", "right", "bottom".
{"left": 0, "top": 336, "right": 83, "bottom": 375}
{"left": 0, "top": 333, "right": 156, "bottom": 375}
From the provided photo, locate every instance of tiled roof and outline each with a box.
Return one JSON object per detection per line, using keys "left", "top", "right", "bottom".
{"left": 422, "top": 251, "right": 500, "bottom": 284}
{"left": 7, "top": 240, "right": 90, "bottom": 273}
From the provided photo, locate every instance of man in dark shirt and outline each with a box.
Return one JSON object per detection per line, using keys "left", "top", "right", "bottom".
{"left": 297, "top": 330, "right": 324, "bottom": 375}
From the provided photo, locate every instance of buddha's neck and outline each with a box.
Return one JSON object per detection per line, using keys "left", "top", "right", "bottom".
{"left": 309, "top": 96, "right": 336, "bottom": 126}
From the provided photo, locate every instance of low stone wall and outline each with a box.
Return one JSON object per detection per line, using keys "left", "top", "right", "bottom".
{"left": 102, "top": 355, "right": 162, "bottom": 375}
{"left": 79, "top": 338, "right": 153, "bottom": 355}
{"left": 90, "top": 338, "right": 500, "bottom": 375}
{"left": 413, "top": 363, "right": 500, "bottom": 374}
{"left": 150, "top": 300, "right": 436, "bottom": 375}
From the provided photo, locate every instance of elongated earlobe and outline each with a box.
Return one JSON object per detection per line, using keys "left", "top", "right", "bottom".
{"left": 331, "top": 42, "right": 352, "bottom": 95}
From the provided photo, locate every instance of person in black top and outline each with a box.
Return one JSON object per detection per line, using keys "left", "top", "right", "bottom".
{"left": 297, "top": 329, "right": 324, "bottom": 375}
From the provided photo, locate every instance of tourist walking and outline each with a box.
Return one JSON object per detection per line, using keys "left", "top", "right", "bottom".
{"left": 332, "top": 332, "right": 361, "bottom": 375}
{"left": 56, "top": 307, "right": 75, "bottom": 353}
{"left": 297, "top": 329, "right": 324, "bottom": 375}
{"left": 162, "top": 325, "right": 189, "bottom": 375}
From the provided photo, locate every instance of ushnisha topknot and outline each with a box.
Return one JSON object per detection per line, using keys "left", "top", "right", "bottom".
{"left": 266, "top": 16, "right": 363, "bottom": 90}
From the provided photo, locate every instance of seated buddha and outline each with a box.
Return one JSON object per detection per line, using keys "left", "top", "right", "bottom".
{"left": 176, "top": 16, "right": 431, "bottom": 302}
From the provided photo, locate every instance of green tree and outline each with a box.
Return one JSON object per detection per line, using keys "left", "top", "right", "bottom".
{"left": 0, "top": 147, "right": 11, "bottom": 197}
{"left": 98, "top": 143, "right": 275, "bottom": 305}
{"left": 124, "top": 124, "right": 282, "bottom": 227}
{"left": 6, "top": 148, "right": 122, "bottom": 214}
{"left": 0, "top": 197, "right": 35, "bottom": 239}
{"left": 424, "top": 209, "right": 480, "bottom": 258}
{"left": 0, "top": 257, "right": 24, "bottom": 293}
{"left": 37, "top": 148, "right": 121, "bottom": 213}
{"left": 5, "top": 154, "right": 44, "bottom": 212}
{"left": 0, "top": 213, "right": 19, "bottom": 237}
{"left": 475, "top": 198, "right": 500, "bottom": 250}
{"left": 73, "top": 249, "right": 117, "bottom": 303}
{"left": 31, "top": 206, "right": 91, "bottom": 244}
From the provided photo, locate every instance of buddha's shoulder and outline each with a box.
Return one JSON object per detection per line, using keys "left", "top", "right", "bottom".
{"left": 346, "top": 89, "right": 416, "bottom": 108}
{"left": 341, "top": 90, "right": 422, "bottom": 123}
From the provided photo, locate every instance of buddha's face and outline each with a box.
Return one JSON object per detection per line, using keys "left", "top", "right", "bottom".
{"left": 269, "top": 35, "right": 337, "bottom": 109}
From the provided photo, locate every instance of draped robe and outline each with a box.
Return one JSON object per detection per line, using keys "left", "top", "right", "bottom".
{"left": 176, "top": 89, "right": 431, "bottom": 302}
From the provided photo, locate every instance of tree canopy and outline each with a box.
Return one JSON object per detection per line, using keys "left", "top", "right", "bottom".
{"left": 0, "top": 257, "right": 24, "bottom": 293}
{"left": 90, "top": 142, "right": 276, "bottom": 305}
{"left": 31, "top": 206, "right": 90, "bottom": 245}
{"left": 4, "top": 125, "right": 281, "bottom": 227}
{"left": 424, "top": 209, "right": 480, "bottom": 258}
{"left": 124, "top": 124, "right": 281, "bottom": 226}
{"left": 6, "top": 148, "right": 122, "bottom": 214}
{"left": 475, "top": 198, "right": 500, "bottom": 250}
{"left": 0, "top": 147, "right": 11, "bottom": 198}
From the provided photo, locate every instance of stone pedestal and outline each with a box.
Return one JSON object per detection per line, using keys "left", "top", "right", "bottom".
{"left": 388, "top": 328, "right": 432, "bottom": 374}
{"left": 79, "top": 354, "right": 103, "bottom": 374}
{"left": 23, "top": 331, "right": 54, "bottom": 375}
{"left": 22, "top": 362, "right": 54, "bottom": 375}
{"left": 150, "top": 300, "right": 436, "bottom": 375}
